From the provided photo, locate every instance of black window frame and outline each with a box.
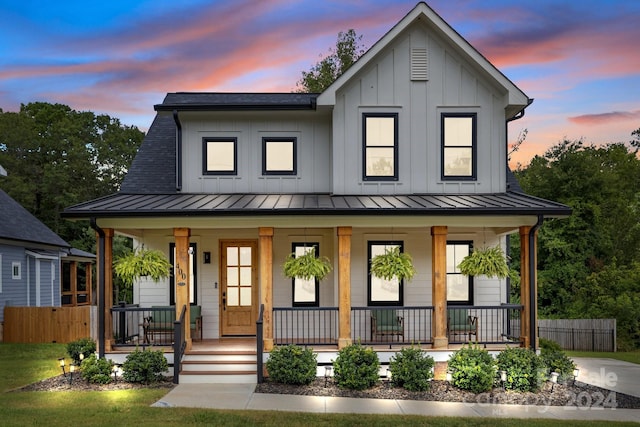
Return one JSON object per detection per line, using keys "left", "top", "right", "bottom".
{"left": 362, "top": 113, "right": 399, "bottom": 181}
{"left": 367, "top": 240, "right": 404, "bottom": 306}
{"left": 441, "top": 113, "right": 477, "bottom": 181}
{"left": 446, "top": 241, "right": 474, "bottom": 306}
{"left": 290, "top": 242, "right": 320, "bottom": 307}
{"left": 169, "top": 242, "right": 198, "bottom": 306}
{"left": 262, "top": 137, "right": 297, "bottom": 176}
{"left": 202, "top": 137, "right": 237, "bottom": 175}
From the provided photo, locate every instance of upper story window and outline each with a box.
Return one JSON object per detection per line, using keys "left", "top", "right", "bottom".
{"left": 446, "top": 241, "right": 473, "bottom": 305}
{"left": 291, "top": 243, "right": 320, "bottom": 307}
{"left": 441, "top": 113, "right": 477, "bottom": 180}
{"left": 368, "top": 241, "right": 404, "bottom": 306}
{"left": 363, "top": 113, "right": 398, "bottom": 181}
{"left": 12, "top": 261, "right": 21, "bottom": 280}
{"left": 263, "top": 138, "right": 297, "bottom": 175}
{"left": 203, "top": 137, "right": 237, "bottom": 175}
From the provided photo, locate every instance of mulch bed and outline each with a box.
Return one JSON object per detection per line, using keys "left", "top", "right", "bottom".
{"left": 255, "top": 378, "right": 640, "bottom": 409}
{"left": 11, "top": 374, "right": 174, "bottom": 392}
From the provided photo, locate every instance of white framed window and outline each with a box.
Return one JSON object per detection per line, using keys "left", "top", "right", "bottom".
{"left": 367, "top": 241, "right": 404, "bottom": 306}
{"left": 291, "top": 243, "right": 320, "bottom": 307}
{"left": 203, "top": 137, "right": 237, "bottom": 175}
{"left": 263, "top": 138, "right": 297, "bottom": 175}
{"left": 363, "top": 113, "right": 398, "bottom": 181}
{"left": 12, "top": 261, "right": 21, "bottom": 280}
{"left": 442, "top": 113, "right": 477, "bottom": 180}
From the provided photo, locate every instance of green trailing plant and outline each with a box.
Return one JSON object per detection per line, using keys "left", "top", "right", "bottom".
{"left": 282, "top": 246, "right": 332, "bottom": 281}
{"left": 370, "top": 246, "right": 416, "bottom": 282}
{"left": 333, "top": 343, "right": 380, "bottom": 390}
{"left": 122, "top": 348, "right": 169, "bottom": 384}
{"left": 80, "top": 354, "right": 114, "bottom": 384}
{"left": 457, "top": 245, "right": 509, "bottom": 278}
{"left": 114, "top": 247, "right": 172, "bottom": 286}
{"left": 389, "top": 346, "right": 434, "bottom": 391}
{"left": 447, "top": 344, "right": 495, "bottom": 393}
{"left": 496, "top": 346, "right": 545, "bottom": 392}
{"left": 66, "top": 337, "right": 96, "bottom": 364}
{"left": 266, "top": 345, "right": 318, "bottom": 385}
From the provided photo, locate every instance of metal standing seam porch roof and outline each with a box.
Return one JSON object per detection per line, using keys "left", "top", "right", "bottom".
{"left": 63, "top": 191, "right": 571, "bottom": 219}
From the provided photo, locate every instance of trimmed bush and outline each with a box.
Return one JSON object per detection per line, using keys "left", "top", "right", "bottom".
{"left": 447, "top": 344, "right": 495, "bottom": 393}
{"left": 80, "top": 354, "right": 114, "bottom": 384}
{"left": 66, "top": 337, "right": 96, "bottom": 364}
{"left": 122, "top": 348, "right": 169, "bottom": 384}
{"left": 496, "top": 346, "right": 545, "bottom": 392}
{"left": 266, "top": 345, "right": 318, "bottom": 385}
{"left": 389, "top": 346, "right": 434, "bottom": 391}
{"left": 539, "top": 337, "right": 562, "bottom": 353}
{"left": 333, "top": 343, "right": 380, "bottom": 390}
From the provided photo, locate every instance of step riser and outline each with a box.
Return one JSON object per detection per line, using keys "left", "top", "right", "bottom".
{"left": 183, "top": 354, "right": 256, "bottom": 362}
{"left": 181, "top": 364, "right": 257, "bottom": 373}
{"left": 179, "top": 374, "right": 256, "bottom": 384}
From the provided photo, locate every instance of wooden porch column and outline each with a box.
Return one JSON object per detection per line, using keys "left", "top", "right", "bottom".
{"left": 519, "top": 226, "right": 531, "bottom": 348}
{"left": 85, "top": 262, "right": 93, "bottom": 306}
{"left": 431, "top": 226, "right": 448, "bottom": 349}
{"left": 174, "top": 228, "right": 192, "bottom": 350}
{"left": 259, "top": 227, "right": 274, "bottom": 351}
{"left": 337, "top": 226, "right": 352, "bottom": 349}
{"left": 103, "top": 228, "right": 114, "bottom": 352}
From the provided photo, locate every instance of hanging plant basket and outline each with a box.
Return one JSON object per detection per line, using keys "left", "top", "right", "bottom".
{"left": 370, "top": 246, "right": 416, "bottom": 282}
{"left": 283, "top": 246, "right": 332, "bottom": 281}
{"left": 457, "top": 245, "right": 509, "bottom": 278}
{"left": 114, "top": 247, "right": 172, "bottom": 286}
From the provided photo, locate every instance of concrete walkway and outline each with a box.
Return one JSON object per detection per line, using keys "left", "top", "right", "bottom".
{"left": 153, "top": 358, "right": 640, "bottom": 422}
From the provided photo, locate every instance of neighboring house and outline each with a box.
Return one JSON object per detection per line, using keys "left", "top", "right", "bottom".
{"left": 64, "top": 1, "right": 569, "bottom": 367}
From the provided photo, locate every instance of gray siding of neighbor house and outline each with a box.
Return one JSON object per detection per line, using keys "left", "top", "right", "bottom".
{"left": 0, "top": 245, "right": 27, "bottom": 322}
{"left": 332, "top": 22, "right": 508, "bottom": 195}
{"left": 179, "top": 111, "right": 332, "bottom": 194}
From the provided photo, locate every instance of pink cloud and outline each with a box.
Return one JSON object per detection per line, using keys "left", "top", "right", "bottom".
{"left": 569, "top": 110, "right": 640, "bottom": 126}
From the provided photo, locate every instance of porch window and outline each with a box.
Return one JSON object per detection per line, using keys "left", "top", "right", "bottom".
{"left": 363, "top": 113, "right": 398, "bottom": 181}
{"left": 291, "top": 243, "right": 320, "bottom": 307}
{"left": 12, "top": 261, "right": 21, "bottom": 280}
{"left": 367, "top": 241, "right": 404, "bottom": 306}
{"left": 263, "top": 138, "right": 297, "bottom": 175}
{"left": 203, "top": 137, "right": 237, "bottom": 175}
{"left": 441, "top": 113, "right": 476, "bottom": 180}
{"left": 446, "top": 241, "right": 474, "bottom": 305}
{"left": 169, "top": 243, "right": 197, "bottom": 305}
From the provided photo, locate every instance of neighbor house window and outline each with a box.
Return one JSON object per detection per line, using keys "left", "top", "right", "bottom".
{"left": 447, "top": 242, "right": 473, "bottom": 305}
{"left": 263, "top": 138, "right": 296, "bottom": 175}
{"left": 12, "top": 261, "right": 21, "bottom": 280}
{"left": 363, "top": 113, "right": 398, "bottom": 180}
{"left": 442, "top": 113, "right": 476, "bottom": 179}
{"left": 368, "top": 241, "right": 404, "bottom": 306}
{"left": 203, "top": 137, "right": 237, "bottom": 175}
{"left": 170, "top": 243, "right": 197, "bottom": 305}
{"left": 291, "top": 243, "right": 320, "bottom": 307}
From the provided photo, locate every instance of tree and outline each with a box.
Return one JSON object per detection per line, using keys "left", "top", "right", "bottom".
{"left": 0, "top": 102, "right": 144, "bottom": 249}
{"left": 632, "top": 127, "right": 640, "bottom": 148}
{"left": 296, "top": 29, "right": 366, "bottom": 93}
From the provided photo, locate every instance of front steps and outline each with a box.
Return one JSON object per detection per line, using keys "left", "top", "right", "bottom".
{"left": 178, "top": 350, "right": 258, "bottom": 384}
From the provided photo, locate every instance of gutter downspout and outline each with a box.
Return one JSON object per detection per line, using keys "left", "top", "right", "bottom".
{"left": 90, "top": 218, "right": 105, "bottom": 358}
{"left": 529, "top": 214, "right": 544, "bottom": 351}
{"left": 172, "top": 110, "right": 182, "bottom": 192}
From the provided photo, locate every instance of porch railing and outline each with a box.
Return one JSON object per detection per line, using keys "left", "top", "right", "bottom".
{"left": 256, "top": 304, "right": 264, "bottom": 384}
{"left": 447, "top": 304, "right": 523, "bottom": 344}
{"left": 173, "top": 305, "right": 187, "bottom": 384}
{"left": 273, "top": 307, "right": 338, "bottom": 346}
{"left": 110, "top": 305, "right": 175, "bottom": 347}
{"left": 351, "top": 306, "right": 434, "bottom": 346}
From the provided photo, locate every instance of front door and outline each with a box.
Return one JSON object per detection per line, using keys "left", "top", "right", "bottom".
{"left": 220, "top": 240, "right": 258, "bottom": 336}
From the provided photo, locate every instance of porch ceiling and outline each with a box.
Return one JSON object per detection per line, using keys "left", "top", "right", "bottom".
{"left": 63, "top": 192, "right": 569, "bottom": 231}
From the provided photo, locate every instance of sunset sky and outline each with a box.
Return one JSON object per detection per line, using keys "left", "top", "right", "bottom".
{"left": 1, "top": 0, "right": 638, "bottom": 166}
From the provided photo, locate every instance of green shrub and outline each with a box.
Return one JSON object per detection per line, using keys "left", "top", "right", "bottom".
{"left": 80, "top": 354, "right": 114, "bottom": 384}
{"left": 266, "top": 345, "right": 318, "bottom": 385}
{"left": 496, "top": 346, "right": 545, "bottom": 392}
{"left": 66, "top": 337, "right": 96, "bottom": 364}
{"left": 122, "top": 348, "right": 168, "bottom": 384}
{"left": 447, "top": 344, "right": 495, "bottom": 393}
{"left": 389, "top": 346, "right": 434, "bottom": 391}
{"left": 539, "top": 337, "right": 562, "bottom": 353}
{"left": 333, "top": 343, "right": 380, "bottom": 390}
{"left": 540, "top": 347, "right": 576, "bottom": 383}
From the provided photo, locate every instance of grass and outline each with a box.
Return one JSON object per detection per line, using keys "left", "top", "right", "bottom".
{"left": 0, "top": 343, "right": 637, "bottom": 426}
{"left": 566, "top": 351, "right": 640, "bottom": 365}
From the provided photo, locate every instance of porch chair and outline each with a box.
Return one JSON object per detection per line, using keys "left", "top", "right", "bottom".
{"left": 370, "top": 309, "right": 404, "bottom": 341}
{"left": 447, "top": 309, "right": 478, "bottom": 342}
{"left": 190, "top": 305, "right": 203, "bottom": 340}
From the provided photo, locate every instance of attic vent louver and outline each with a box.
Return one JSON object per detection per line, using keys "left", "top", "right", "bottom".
{"left": 411, "top": 48, "right": 428, "bottom": 81}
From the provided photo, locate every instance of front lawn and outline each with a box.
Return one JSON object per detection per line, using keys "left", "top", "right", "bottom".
{"left": 0, "top": 343, "right": 635, "bottom": 426}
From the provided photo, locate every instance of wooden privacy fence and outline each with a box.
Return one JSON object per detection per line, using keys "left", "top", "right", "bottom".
{"left": 538, "top": 319, "right": 616, "bottom": 352}
{"left": 3, "top": 306, "right": 91, "bottom": 343}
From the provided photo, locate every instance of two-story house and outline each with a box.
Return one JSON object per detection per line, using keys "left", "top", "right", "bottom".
{"left": 64, "top": 2, "right": 569, "bottom": 382}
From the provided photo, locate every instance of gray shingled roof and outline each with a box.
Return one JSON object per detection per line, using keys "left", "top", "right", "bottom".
{"left": 64, "top": 191, "right": 570, "bottom": 218}
{"left": 0, "top": 189, "right": 69, "bottom": 248}
{"left": 155, "top": 92, "right": 318, "bottom": 111}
